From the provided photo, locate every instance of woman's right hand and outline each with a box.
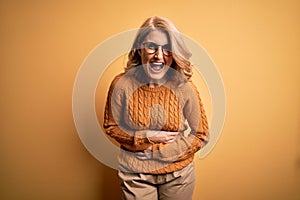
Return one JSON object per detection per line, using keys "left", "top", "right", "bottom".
{"left": 147, "top": 131, "right": 180, "bottom": 144}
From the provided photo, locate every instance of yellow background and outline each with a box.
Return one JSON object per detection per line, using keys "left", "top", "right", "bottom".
{"left": 1, "top": 0, "right": 299, "bottom": 199}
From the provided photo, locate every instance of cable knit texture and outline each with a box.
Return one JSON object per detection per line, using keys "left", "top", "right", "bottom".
{"left": 103, "top": 72, "right": 209, "bottom": 174}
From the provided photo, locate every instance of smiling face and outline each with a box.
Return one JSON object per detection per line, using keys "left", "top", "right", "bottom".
{"left": 140, "top": 30, "right": 173, "bottom": 86}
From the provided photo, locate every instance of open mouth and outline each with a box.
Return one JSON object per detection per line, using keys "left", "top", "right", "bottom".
{"left": 149, "top": 62, "right": 164, "bottom": 72}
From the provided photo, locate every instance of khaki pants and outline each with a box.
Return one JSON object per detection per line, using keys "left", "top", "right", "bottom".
{"left": 118, "top": 162, "right": 195, "bottom": 200}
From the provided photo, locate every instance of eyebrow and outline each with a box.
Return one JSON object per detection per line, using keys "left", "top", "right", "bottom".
{"left": 143, "top": 41, "right": 170, "bottom": 46}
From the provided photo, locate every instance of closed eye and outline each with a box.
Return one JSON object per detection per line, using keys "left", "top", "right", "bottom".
{"left": 144, "top": 42, "right": 170, "bottom": 50}
{"left": 145, "top": 42, "right": 159, "bottom": 49}
{"left": 162, "top": 44, "right": 171, "bottom": 51}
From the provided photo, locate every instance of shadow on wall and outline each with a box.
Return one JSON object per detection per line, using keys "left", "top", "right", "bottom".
{"left": 100, "top": 165, "right": 121, "bottom": 199}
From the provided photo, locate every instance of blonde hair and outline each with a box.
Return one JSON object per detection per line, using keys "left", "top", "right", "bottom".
{"left": 125, "top": 16, "right": 193, "bottom": 82}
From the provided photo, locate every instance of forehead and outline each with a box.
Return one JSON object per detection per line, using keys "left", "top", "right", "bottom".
{"left": 144, "top": 30, "right": 169, "bottom": 44}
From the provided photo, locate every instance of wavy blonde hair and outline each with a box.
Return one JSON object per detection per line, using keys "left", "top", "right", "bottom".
{"left": 125, "top": 16, "right": 193, "bottom": 83}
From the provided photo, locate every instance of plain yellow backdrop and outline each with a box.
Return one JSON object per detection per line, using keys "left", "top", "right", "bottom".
{"left": 1, "top": 0, "right": 300, "bottom": 200}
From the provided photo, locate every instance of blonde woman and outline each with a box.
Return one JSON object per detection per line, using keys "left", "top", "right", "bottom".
{"left": 103, "top": 16, "right": 209, "bottom": 200}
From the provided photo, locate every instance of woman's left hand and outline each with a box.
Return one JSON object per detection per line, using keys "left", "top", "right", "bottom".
{"left": 135, "top": 145, "right": 153, "bottom": 160}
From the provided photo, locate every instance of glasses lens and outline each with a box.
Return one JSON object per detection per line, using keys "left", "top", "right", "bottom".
{"left": 143, "top": 42, "right": 156, "bottom": 54}
{"left": 143, "top": 42, "right": 172, "bottom": 56}
{"left": 162, "top": 44, "right": 172, "bottom": 56}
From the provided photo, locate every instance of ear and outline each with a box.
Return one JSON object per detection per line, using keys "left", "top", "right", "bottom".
{"left": 137, "top": 49, "right": 141, "bottom": 56}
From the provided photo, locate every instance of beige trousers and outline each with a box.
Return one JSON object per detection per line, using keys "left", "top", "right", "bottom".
{"left": 118, "top": 162, "right": 195, "bottom": 200}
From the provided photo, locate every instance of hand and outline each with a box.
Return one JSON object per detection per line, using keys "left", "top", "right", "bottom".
{"left": 135, "top": 145, "right": 152, "bottom": 160}
{"left": 147, "top": 131, "right": 180, "bottom": 144}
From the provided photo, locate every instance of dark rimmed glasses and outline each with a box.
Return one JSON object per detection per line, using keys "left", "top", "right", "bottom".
{"left": 142, "top": 42, "right": 172, "bottom": 56}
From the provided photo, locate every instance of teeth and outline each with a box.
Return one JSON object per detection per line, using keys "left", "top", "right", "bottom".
{"left": 151, "top": 63, "right": 164, "bottom": 68}
{"left": 150, "top": 62, "right": 164, "bottom": 72}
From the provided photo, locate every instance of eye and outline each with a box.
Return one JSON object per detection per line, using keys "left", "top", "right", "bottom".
{"left": 162, "top": 44, "right": 171, "bottom": 51}
{"left": 146, "top": 42, "right": 158, "bottom": 50}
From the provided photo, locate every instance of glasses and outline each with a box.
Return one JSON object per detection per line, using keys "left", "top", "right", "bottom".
{"left": 142, "top": 42, "right": 172, "bottom": 56}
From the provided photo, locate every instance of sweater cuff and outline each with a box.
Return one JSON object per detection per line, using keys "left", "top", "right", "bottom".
{"left": 134, "top": 130, "right": 150, "bottom": 146}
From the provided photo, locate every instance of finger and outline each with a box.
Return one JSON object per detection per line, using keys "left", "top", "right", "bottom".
{"left": 135, "top": 152, "right": 151, "bottom": 160}
{"left": 167, "top": 139, "right": 174, "bottom": 143}
{"left": 168, "top": 137, "right": 177, "bottom": 143}
{"left": 135, "top": 153, "right": 146, "bottom": 160}
{"left": 168, "top": 132, "right": 179, "bottom": 136}
{"left": 165, "top": 136, "right": 170, "bottom": 143}
{"left": 135, "top": 152, "right": 144, "bottom": 157}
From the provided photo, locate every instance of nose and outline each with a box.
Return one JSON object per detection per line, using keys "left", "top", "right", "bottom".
{"left": 154, "top": 46, "right": 164, "bottom": 59}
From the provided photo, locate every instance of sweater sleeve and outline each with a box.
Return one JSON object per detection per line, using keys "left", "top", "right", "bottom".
{"left": 103, "top": 74, "right": 151, "bottom": 152}
{"left": 152, "top": 81, "right": 209, "bottom": 162}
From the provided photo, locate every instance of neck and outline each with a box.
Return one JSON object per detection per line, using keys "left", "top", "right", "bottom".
{"left": 148, "top": 78, "right": 167, "bottom": 88}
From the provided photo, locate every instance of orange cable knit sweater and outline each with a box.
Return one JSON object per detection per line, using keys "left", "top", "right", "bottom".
{"left": 103, "top": 72, "right": 209, "bottom": 174}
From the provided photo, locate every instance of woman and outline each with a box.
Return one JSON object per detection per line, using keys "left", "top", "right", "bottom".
{"left": 103, "top": 16, "right": 209, "bottom": 200}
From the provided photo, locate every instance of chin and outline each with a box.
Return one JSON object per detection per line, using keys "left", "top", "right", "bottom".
{"left": 143, "top": 64, "right": 169, "bottom": 83}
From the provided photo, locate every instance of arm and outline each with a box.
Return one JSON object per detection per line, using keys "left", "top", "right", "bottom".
{"left": 176, "top": 81, "right": 209, "bottom": 160}
{"left": 149, "top": 81, "right": 209, "bottom": 162}
{"left": 103, "top": 74, "right": 151, "bottom": 152}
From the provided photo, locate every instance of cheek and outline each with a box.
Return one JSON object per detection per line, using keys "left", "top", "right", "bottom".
{"left": 141, "top": 52, "right": 151, "bottom": 64}
{"left": 166, "top": 57, "right": 173, "bottom": 66}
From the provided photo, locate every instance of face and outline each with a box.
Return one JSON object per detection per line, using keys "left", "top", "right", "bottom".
{"left": 140, "top": 30, "right": 173, "bottom": 85}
